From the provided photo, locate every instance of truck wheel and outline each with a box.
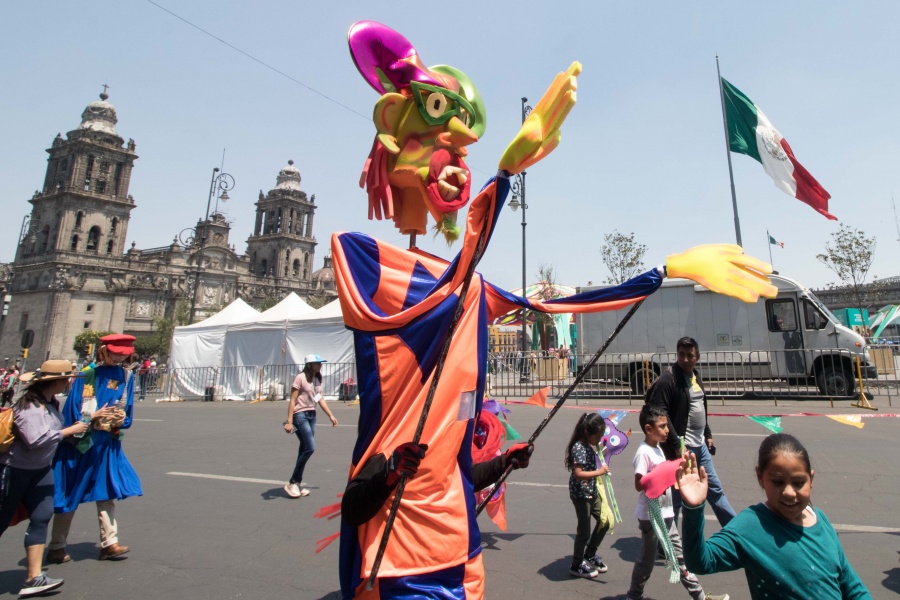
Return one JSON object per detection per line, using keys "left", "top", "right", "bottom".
{"left": 816, "top": 364, "right": 855, "bottom": 397}
{"left": 630, "top": 365, "right": 658, "bottom": 396}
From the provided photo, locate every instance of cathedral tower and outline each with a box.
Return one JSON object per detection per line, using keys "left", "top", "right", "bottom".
{"left": 245, "top": 161, "right": 317, "bottom": 290}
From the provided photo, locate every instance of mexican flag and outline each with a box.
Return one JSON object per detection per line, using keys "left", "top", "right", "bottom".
{"left": 768, "top": 234, "right": 784, "bottom": 248}
{"left": 722, "top": 78, "right": 836, "bottom": 220}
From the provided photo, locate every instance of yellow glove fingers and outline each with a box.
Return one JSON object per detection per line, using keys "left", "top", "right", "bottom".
{"left": 517, "top": 132, "right": 562, "bottom": 172}
{"left": 726, "top": 252, "right": 774, "bottom": 276}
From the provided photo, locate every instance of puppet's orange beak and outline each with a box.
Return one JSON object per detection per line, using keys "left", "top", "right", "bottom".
{"left": 436, "top": 116, "right": 478, "bottom": 154}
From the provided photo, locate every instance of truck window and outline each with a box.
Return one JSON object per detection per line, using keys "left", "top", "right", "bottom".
{"left": 803, "top": 301, "right": 828, "bottom": 330}
{"left": 766, "top": 299, "right": 797, "bottom": 331}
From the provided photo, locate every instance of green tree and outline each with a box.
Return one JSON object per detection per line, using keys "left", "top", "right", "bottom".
{"left": 257, "top": 295, "right": 279, "bottom": 312}
{"left": 72, "top": 330, "right": 114, "bottom": 357}
{"left": 817, "top": 225, "right": 877, "bottom": 325}
{"left": 306, "top": 290, "right": 331, "bottom": 310}
{"left": 134, "top": 298, "right": 192, "bottom": 360}
{"left": 534, "top": 263, "right": 562, "bottom": 351}
{"left": 600, "top": 229, "right": 647, "bottom": 284}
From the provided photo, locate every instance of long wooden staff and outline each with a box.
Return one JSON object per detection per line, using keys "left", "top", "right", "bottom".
{"left": 476, "top": 297, "right": 647, "bottom": 516}
{"left": 366, "top": 220, "right": 490, "bottom": 591}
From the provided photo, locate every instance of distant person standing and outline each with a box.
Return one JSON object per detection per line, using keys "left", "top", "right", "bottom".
{"left": 1, "top": 366, "right": 18, "bottom": 408}
{"left": 283, "top": 354, "right": 338, "bottom": 498}
{"left": 647, "top": 336, "right": 736, "bottom": 526}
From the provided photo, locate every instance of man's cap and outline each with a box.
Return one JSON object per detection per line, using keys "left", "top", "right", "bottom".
{"left": 101, "top": 334, "right": 136, "bottom": 355}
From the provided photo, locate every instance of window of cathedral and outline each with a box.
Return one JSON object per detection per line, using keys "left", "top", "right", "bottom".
{"left": 106, "top": 239, "right": 114, "bottom": 254}
{"left": 292, "top": 259, "right": 300, "bottom": 277}
{"left": 70, "top": 234, "right": 79, "bottom": 252}
{"left": 75, "top": 211, "right": 84, "bottom": 230}
{"left": 58, "top": 159, "right": 68, "bottom": 172}
{"left": 83, "top": 321, "right": 91, "bottom": 329}
{"left": 111, "top": 217, "right": 118, "bottom": 234}
{"left": 114, "top": 162, "right": 124, "bottom": 195}
{"left": 86, "top": 304, "right": 94, "bottom": 313}
{"left": 260, "top": 259, "right": 268, "bottom": 277}
{"left": 96, "top": 180, "right": 106, "bottom": 193}
{"left": 86, "top": 226, "right": 101, "bottom": 252}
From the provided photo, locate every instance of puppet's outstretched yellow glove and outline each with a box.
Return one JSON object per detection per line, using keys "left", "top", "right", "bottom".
{"left": 665, "top": 244, "right": 777, "bottom": 303}
{"left": 499, "top": 62, "right": 581, "bottom": 175}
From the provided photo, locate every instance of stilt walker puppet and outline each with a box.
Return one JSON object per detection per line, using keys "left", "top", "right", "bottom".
{"left": 335, "top": 21, "right": 777, "bottom": 599}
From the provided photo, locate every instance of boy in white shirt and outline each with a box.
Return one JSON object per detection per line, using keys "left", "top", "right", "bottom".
{"left": 627, "top": 404, "right": 728, "bottom": 600}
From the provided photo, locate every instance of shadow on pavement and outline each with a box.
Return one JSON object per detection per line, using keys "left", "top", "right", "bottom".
{"left": 536, "top": 556, "right": 610, "bottom": 586}
{"left": 609, "top": 535, "right": 642, "bottom": 562}
{"left": 480, "top": 531, "right": 526, "bottom": 550}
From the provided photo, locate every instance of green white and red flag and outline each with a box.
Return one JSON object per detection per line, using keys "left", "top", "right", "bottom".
{"left": 722, "top": 78, "right": 836, "bottom": 220}
{"left": 768, "top": 234, "right": 784, "bottom": 248}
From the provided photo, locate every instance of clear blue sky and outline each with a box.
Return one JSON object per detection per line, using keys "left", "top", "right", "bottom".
{"left": 2, "top": 2, "right": 898, "bottom": 294}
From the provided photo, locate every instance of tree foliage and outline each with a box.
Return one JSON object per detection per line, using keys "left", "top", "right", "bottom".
{"left": 133, "top": 298, "right": 191, "bottom": 360}
{"left": 817, "top": 224, "right": 877, "bottom": 321}
{"left": 257, "top": 295, "right": 280, "bottom": 312}
{"left": 533, "top": 263, "right": 561, "bottom": 351}
{"left": 72, "top": 330, "right": 114, "bottom": 356}
{"left": 600, "top": 229, "right": 647, "bottom": 284}
{"left": 305, "top": 290, "right": 331, "bottom": 310}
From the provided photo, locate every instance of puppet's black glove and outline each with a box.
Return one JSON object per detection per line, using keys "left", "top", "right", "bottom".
{"left": 505, "top": 442, "right": 534, "bottom": 470}
{"left": 385, "top": 442, "right": 428, "bottom": 487}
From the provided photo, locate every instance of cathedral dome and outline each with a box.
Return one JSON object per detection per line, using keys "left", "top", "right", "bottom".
{"left": 311, "top": 255, "right": 335, "bottom": 290}
{"left": 275, "top": 160, "right": 302, "bottom": 192}
{"left": 79, "top": 91, "right": 118, "bottom": 136}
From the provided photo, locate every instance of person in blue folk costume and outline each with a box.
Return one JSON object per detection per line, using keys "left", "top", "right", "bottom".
{"left": 46, "top": 333, "right": 142, "bottom": 563}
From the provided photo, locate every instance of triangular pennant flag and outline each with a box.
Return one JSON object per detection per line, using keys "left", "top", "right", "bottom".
{"left": 597, "top": 409, "right": 629, "bottom": 427}
{"left": 826, "top": 414, "right": 865, "bottom": 429}
{"left": 485, "top": 490, "right": 508, "bottom": 532}
{"left": 525, "top": 387, "right": 550, "bottom": 408}
{"left": 748, "top": 415, "right": 783, "bottom": 433}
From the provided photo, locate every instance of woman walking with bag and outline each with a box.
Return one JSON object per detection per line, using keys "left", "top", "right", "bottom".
{"left": 283, "top": 354, "right": 338, "bottom": 498}
{"left": 0, "top": 360, "right": 114, "bottom": 597}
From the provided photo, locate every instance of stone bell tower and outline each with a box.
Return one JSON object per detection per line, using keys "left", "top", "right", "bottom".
{"left": 1, "top": 89, "right": 139, "bottom": 362}
{"left": 245, "top": 161, "right": 317, "bottom": 289}
{"left": 20, "top": 88, "right": 138, "bottom": 262}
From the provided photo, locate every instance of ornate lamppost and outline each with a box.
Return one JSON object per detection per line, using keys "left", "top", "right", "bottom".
{"left": 187, "top": 167, "right": 235, "bottom": 324}
{"left": 507, "top": 97, "right": 532, "bottom": 382}
{"left": 18, "top": 215, "right": 44, "bottom": 255}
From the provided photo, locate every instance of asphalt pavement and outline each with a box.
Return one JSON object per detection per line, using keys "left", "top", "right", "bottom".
{"left": 1, "top": 396, "right": 898, "bottom": 599}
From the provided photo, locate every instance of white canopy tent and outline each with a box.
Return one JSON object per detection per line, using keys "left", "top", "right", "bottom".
{"left": 166, "top": 294, "right": 355, "bottom": 401}
{"left": 168, "top": 298, "right": 260, "bottom": 370}
{"left": 221, "top": 293, "right": 316, "bottom": 368}
{"left": 166, "top": 298, "right": 260, "bottom": 399}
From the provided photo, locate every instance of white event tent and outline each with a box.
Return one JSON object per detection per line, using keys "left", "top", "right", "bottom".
{"left": 166, "top": 294, "right": 355, "bottom": 401}
{"left": 168, "top": 298, "right": 260, "bottom": 371}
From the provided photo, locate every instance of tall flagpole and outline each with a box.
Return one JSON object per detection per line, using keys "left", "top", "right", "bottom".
{"left": 767, "top": 229, "right": 774, "bottom": 270}
{"left": 717, "top": 55, "right": 742, "bottom": 246}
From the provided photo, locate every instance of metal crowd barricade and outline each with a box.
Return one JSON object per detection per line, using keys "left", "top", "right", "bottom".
{"left": 162, "top": 362, "right": 359, "bottom": 402}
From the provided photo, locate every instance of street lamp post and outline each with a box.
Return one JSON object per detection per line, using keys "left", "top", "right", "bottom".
{"left": 188, "top": 167, "right": 235, "bottom": 324}
{"left": 508, "top": 97, "right": 532, "bottom": 382}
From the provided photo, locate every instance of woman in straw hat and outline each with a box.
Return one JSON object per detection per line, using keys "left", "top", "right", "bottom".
{"left": 283, "top": 353, "right": 338, "bottom": 498}
{"left": 0, "top": 360, "right": 115, "bottom": 597}
{"left": 49, "top": 334, "right": 142, "bottom": 563}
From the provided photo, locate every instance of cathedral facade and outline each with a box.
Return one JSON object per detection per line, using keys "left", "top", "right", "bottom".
{"left": 0, "top": 92, "right": 336, "bottom": 364}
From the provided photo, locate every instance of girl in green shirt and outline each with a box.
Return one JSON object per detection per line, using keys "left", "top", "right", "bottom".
{"left": 677, "top": 433, "right": 870, "bottom": 599}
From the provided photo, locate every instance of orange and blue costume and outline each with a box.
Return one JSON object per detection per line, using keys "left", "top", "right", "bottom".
{"left": 334, "top": 173, "right": 663, "bottom": 599}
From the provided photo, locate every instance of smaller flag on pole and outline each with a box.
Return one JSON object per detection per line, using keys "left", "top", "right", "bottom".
{"left": 768, "top": 234, "right": 784, "bottom": 248}
{"left": 525, "top": 387, "right": 550, "bottom": 408}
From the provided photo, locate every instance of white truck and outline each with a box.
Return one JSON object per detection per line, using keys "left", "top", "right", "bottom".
{"left": 575, "top": 274, "right": 877, "bottom": 397}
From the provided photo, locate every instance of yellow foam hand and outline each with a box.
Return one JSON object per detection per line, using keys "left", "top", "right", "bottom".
{"left": 499, "top": 62, "right": 581, "bottom": 174}
{"left": 665, "top": 244, "right": 777, "bottom": 303}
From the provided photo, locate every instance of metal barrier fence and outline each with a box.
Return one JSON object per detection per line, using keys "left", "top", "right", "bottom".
{"left": 155, "top": 349, "right": 899, "bottom": 404}
{"left": 160, "top": 362, "right": 358, "bottom": 402}
{"left": 487, "top": 348, "right": 898, "bottom": 405}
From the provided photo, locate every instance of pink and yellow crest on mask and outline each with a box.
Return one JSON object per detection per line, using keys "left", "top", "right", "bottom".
{"left": 349, "top": 21, "right": 487, "bottom": 244}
